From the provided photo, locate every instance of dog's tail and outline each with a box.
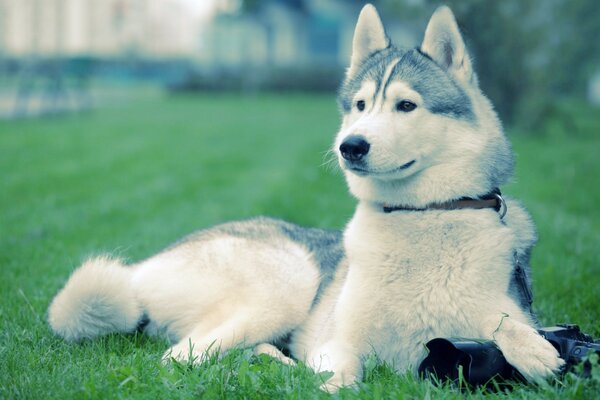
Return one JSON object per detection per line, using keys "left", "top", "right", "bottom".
{"left": 48, "top": 256, "right": 143, "bottom": 341}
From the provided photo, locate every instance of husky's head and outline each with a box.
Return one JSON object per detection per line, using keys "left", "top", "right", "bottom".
{"left": 336, "top": 5, "right": 513, "bottom": 208}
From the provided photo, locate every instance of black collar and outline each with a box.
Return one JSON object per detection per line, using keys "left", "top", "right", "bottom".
{"left": 382, "top": 188, "right": 507, "bottom": 218}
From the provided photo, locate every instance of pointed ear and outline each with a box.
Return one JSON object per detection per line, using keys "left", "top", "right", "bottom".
{"left": 420, "top": 6, "right": 475, "bottom": 84}
{"left": 348, "top": 4, "right": 390, "bottom": 77}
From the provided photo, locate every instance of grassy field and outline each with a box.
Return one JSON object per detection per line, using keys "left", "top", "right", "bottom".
{"left": 0, "top": 91, "right": 598, "bottom": 399}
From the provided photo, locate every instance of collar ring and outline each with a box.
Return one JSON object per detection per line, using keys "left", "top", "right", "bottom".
{"left": 493, "top": 192, "right": 507, "bottom": 219}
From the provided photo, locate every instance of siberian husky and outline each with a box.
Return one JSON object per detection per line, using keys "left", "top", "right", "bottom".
{"left": 48, "top": 4, "right": 564, "bottom": 390}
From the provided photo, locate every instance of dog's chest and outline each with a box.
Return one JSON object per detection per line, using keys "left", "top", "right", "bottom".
{"left": 344, "top": 203, "right": 514, "bottom": 307}
{"left": 340, "top": 204, "right": 515, "bottom": 366}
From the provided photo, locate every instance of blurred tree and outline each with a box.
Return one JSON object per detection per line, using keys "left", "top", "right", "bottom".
{"left": 241, "top": 0, "right": 264, "bottom": 13}
{"left": 547, "top": 0, "right": 600, "bottom": 94}
{"left": 442, "top": 0, "right": 546, "bottom": 126}
{"left": 242, "top": 0, "right": 305, "bottom": 13}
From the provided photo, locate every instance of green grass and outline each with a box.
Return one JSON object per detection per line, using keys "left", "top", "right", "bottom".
{"left": 0, "top": 91, "right": 599, "bottom": 399}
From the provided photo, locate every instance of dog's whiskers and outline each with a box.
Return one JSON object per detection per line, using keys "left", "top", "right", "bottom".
{"left": 320, "top": 149, "right": 339, "bottom": 172}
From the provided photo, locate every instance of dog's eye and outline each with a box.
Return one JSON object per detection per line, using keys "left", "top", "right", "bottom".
{"left": 396, "top": 100, "right": 417, "bottom": 112}
{"left": 356, "top": 100, "right": 366, "bottom": 112}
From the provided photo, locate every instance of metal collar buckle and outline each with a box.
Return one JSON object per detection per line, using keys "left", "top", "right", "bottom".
{"left": 493, "top": 192, "right": 507, "bottom": 219}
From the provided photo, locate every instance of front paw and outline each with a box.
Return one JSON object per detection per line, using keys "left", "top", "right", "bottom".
{"left": 308, "top": 342, "right": 360, "bottom": 392}
{"left": 496, "top": 327, "right": 565, "bottom": 382}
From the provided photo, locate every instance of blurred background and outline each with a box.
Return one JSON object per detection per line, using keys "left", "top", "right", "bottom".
{"left": 1, "top": 6, "right": 599, "bottom": 390}
{"left": 0, "top": 0, "right": 599, "bottom": 127}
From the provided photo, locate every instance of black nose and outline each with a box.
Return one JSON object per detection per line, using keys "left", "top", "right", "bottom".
{"left": 339, "top": 136, "right": 370, "bottom": 162}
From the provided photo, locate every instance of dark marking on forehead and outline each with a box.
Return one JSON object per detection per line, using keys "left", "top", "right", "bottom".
{"left": 338, "top": 46, "right": 406, "bottom": 113}
{"left": 387, "top": 49, "right": 474, "bottom": 120}
{"left": 338, "top": 46, "right": 474, "bottom": 121}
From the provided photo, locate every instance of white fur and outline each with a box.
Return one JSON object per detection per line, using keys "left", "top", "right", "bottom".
{"left": 132, "top": 234, "right": 320, "bottom": 362}
{"left": 294, "top": 202, "right": 562, "bottom": 389}
{"left": 48, "top": 256, "right": 142, "bottom": 341}
{"left": 50, "top": 231, "right": 321, "bottom": 362}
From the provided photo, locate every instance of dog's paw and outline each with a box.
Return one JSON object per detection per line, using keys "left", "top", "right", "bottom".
{"left": 319, "top": 371, "right": 359, "bottom": 393}
{"left": 496, "top": 324, "right": 565, "bottom": 382}
{"left": 162, "top": 341, "right": 209, "bottom": 365}
{"left": 308, "top": 341, "right": 360, "bottom": 392}
{"left": 253, "top": 343, "right": 296, "bottom": 366}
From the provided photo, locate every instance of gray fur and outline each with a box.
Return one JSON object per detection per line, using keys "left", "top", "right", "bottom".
{"left": 276, "top": 221, "right": 345, "bottom": 303}
{"left": 339, "top": 47, "right": 474, "bottom": 121}
{"left": 339, "top": 46, "right": 397, "bottom": 112}
{"left": 509, "top": 250, "right": 538, "bottom": 324}
{"left": 171, "top": 216, "right": 345, "bottom": 303}
{"left": 388, "top": 49, "right": 474, "bottom": 120}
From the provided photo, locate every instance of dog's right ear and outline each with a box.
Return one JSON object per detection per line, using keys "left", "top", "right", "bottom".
{"left": 420, "top": 6, "right": 475, "bottom": 85}
{"left": 348, "top": 4, "right": 389, "bottom": 77}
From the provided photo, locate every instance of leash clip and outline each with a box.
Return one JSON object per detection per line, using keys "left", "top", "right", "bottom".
{"left": 493, "top": 192, "right": 507, "bottom": 219}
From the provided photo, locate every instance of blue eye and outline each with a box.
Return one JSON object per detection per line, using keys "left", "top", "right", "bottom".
{"left": 356, "top": 100, "right": 365, "bottom": 111}
{"left": 396, "top": 100, "right": 417, "bottom": 112}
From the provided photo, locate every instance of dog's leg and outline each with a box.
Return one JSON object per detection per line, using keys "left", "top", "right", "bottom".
{"left": 163, "top": 311, "right": 277, "bottom": 364}
{"left": 481, "top": 311, "right": 565, "bottom": 382}
{"left": 305, "top": 268, "right": 368, "bottom": 391}
{"left": 253, "top": 343, "right": 296, "bottom": 365}
{"left": 163, "top": 323, "right": 237, "bottom": 364}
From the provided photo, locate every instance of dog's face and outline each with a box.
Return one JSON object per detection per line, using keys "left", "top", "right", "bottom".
{"left": 335, "top": 5, "right": 513, "bottom": 208}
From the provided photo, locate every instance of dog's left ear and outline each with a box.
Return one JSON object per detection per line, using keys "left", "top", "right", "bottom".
{"left": 348, "top": 4, "right": 390, "bottom": 77}
{"left": 421, "top": 6, "right": 475, "bottom": 85}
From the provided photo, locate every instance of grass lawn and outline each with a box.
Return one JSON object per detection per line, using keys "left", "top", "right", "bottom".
{"left": 0, "top": 90, "right": 598, "bottom": 399}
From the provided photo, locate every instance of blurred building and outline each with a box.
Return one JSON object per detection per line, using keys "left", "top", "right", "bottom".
{"left": 0, "top": 0, "right": 416, "bottom": 65}
{"left": 0, "top": 0, "right": 420, "bottom": 98}
{"left": 0, "top": 0, "right": 198, "bottom": 58}
{"left": 184, "top": 0, "right": 417, "bottom": 92}
{"left": 198, "top": 0, "right": 416, "bottom": 69}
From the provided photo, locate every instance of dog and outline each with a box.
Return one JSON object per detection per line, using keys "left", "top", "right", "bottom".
{"left": 48, "top": 4, "right": 564, "bottom": 391}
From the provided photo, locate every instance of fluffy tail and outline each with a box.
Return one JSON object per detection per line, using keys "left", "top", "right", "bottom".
{"left": 48, "top": 256, "right": 142, "bottom": 342}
